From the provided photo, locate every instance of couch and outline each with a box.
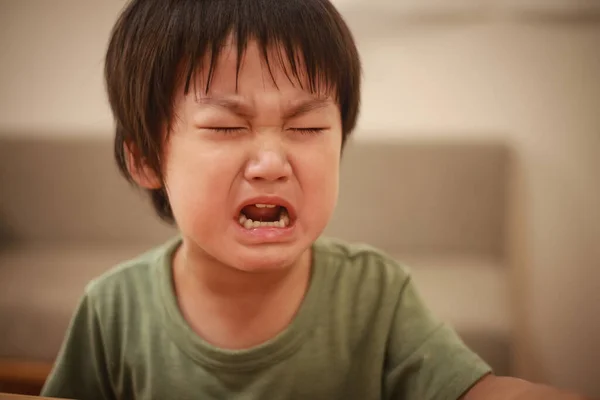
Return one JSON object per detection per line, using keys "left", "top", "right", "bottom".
{"left": 0, "top": 134, "right": 512, "bottom": 394}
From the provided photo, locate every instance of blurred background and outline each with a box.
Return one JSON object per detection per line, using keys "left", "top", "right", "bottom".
{"left": 0, "top": 0, "right": 599, "bottom": 397}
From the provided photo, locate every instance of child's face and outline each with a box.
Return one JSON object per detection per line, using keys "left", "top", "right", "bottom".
{"left": 158, "top": 40, "right": 342, "bottom": 272}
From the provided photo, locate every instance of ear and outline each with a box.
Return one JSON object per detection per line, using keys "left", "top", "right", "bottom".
{"left": 124, "top": 143, "right": 162, "bottom": 190}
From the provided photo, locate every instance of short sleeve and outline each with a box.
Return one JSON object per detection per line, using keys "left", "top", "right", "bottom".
{"left": 384, "top": 276, "right": 492, "bottom": 400}
{"left": 41, "top": 290, "right": 115, "bottom": 400}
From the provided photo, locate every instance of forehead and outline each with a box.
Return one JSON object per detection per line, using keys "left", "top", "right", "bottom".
{"left": 186, "top": 37, "right": 336, "bottom": 101}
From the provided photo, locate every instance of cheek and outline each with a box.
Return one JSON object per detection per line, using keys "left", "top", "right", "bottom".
{"left": 320, "top": 151, "right": 341, "bottom": 209}
{"left": 297, "top": 137, "right": 341, "bottom": 216}
{"left": 162, "top": 139, "right": 239, "bottom": 225}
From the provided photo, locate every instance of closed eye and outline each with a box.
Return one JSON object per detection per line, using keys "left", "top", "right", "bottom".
{"left": 289, "top": 128, "right": 326, "bottom": 135}
{"left": 207, "top": 127, "right": 326, "bottom": 135}
{"left": 209, "top": 127, "right": 246, "bottom": 134}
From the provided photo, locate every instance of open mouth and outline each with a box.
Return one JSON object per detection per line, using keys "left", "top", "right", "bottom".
{"left": 238, "top": 203, "right": 292, "bottom": 229}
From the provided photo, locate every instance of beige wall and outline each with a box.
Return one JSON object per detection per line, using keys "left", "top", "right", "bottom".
{"left": 1, "top": 0, "right": 599, "bottom": 396}
{"left": 0, "top": 0, "right": 122, "bottom": 133}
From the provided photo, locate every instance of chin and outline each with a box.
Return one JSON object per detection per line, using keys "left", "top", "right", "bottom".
{"left": 227, "top": 245, "right": 307, "bottom": 273}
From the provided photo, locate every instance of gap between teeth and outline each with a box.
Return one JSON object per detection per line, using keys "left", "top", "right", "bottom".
{"left": 239, "top": 210, "right": 290, "bottom": 229}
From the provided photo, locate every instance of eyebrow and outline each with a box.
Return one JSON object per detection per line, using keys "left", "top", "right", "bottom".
{"left": 196, "top": 96, "right": 332, "bottom": 120}
{"left": 283, "top": 98, "right": 332, "bottom": 120}
{"left": 196, "top": 97, "right": 255, "bottom": 119}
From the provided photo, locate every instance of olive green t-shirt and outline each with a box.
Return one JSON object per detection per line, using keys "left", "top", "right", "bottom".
{"left": 42, "top": 236, "right": 491, "bottom": 400}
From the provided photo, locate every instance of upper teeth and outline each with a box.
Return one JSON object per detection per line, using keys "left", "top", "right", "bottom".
{"left": 255, "top": 204, "right": 276, "bottom": 208}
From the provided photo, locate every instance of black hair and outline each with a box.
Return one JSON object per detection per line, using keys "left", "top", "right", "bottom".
{"left": 105, "top": 0, "right": 361, "bottom": 223}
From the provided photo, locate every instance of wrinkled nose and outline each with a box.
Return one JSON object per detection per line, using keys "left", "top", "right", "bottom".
{"left": 244, "top": 142, "right": 292, "bottom": 183}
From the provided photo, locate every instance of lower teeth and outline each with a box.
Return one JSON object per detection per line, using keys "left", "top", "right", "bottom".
{"left": 238, "top": 211, "right": 290, "bottom": 229}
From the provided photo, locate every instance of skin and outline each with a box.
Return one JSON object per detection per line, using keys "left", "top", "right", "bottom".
{"left": 130, "top": 39, "right": 342, "bottom": 350}
{"left": 462, "top": 374, "right": 592, "bottom": 400}
{"left": 128, "top": 38, "right": 591, "bottom": 400}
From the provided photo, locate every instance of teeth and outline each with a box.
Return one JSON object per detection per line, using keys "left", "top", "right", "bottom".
{"left": 255, "top": 204, "right": 277, "bottom": 208}
{"left": 239, "top": 209, "right": 291, "bottom": 230}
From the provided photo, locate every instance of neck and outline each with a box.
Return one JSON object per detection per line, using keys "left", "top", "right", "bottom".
{"left": 171, "top": 242, "right": 313, "bottom": 349}
{"left": 173, "top": 242, "right": 311, "bottom": 300}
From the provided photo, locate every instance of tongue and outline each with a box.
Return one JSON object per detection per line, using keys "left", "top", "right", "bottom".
{"left": 242, "top": 205, "right": 282, "bottom": 222}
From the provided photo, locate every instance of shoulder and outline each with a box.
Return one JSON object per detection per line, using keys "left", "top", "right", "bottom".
{"left": 310, "top": 237, "right": 420, "bottom": 348}
{"left": 313, "top": 235, "right": 412, "bottom": 288}
{"left": 312, "top": 236, "right": 413, "bottom": 313}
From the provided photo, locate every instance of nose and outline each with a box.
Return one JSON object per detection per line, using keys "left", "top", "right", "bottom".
{"left": 244, "top": 140, "right": 292, "bottom": 183}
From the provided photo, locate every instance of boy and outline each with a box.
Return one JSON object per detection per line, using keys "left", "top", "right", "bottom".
{"left": 42, "top": 1, "right": 588, "bottom": 399}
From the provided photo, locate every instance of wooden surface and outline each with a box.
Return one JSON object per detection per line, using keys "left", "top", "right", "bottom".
{"left": 0, "top": 360, "right": 52, "bottom": 385}
{"left": 0, "top": 359, "right": 53, "bottom": 397}
{"left": 0, "top": 394, "right": 63, "bottom": 399}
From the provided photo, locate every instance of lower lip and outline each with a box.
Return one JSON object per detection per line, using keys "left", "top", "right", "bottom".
{"left": 233, "top": 220, "right": 296, "bottom": 243}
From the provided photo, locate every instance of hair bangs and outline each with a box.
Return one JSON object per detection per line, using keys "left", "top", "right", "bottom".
{"left": 178, "top": 0, "right": 347, "bottom": 101}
